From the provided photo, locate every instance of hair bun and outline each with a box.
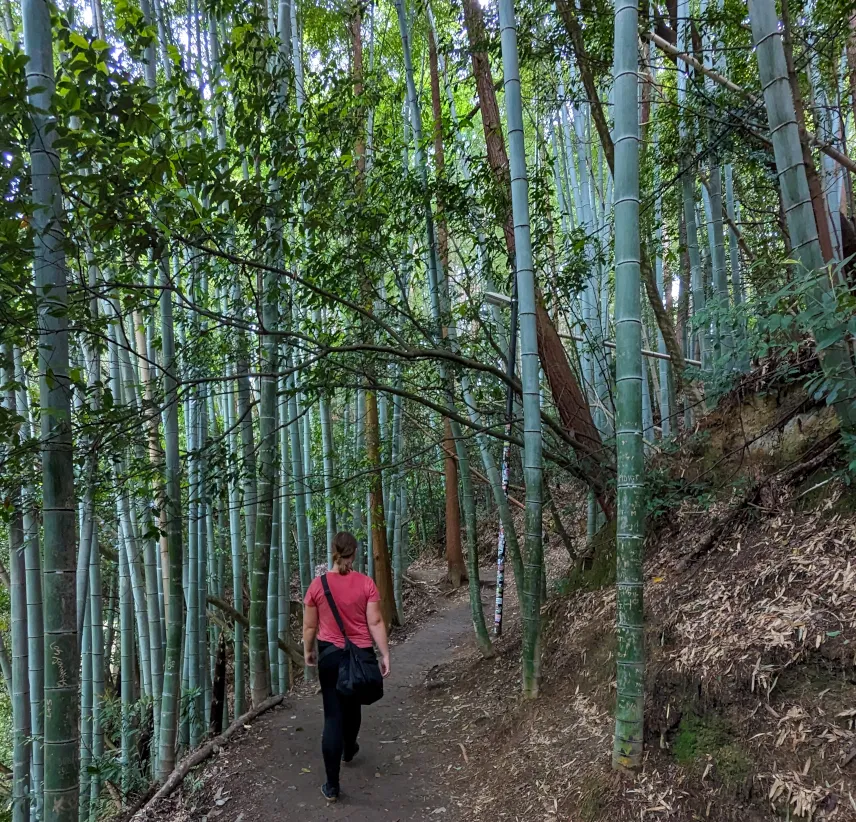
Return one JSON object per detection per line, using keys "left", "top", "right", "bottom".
{"left": 332, "top": 531, "right": 358, "bottom": 563}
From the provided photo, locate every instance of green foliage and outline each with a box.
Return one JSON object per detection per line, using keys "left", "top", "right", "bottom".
{"left": 672, "top": 713, "right": 751, "bottom": 788}
{"left": 0, "top": 685, "right": 11, "bottom": 792}
{"left": 643, "top": 463, "right": 715, "bottom": 522}
{"left": 689, "top": 256, "right": 856, "bottom": 413}
{"left": 577, "top": 773, "right": 611, "bottom": 822}
{"left": 557, "top": 519, "right": 616, "bottom": 594}
{"left": 1, "top": 0, "right": 854, "bottom": 804}
{"left": 91, "top": 693, "right": 153, "bottom": 795}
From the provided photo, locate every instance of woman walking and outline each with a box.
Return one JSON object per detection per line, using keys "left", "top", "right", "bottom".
{"left": 303, "top": 531, "right": 391, "bottom": 802}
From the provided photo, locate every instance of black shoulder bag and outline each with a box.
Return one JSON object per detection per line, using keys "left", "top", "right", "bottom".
{"left": 320, "top": 574, "right": 384, "bottom": 705}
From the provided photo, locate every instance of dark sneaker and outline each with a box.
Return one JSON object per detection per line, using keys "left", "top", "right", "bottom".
{"left": 321, "top": 783, "right": 339, "bottom": 803}
{"left": 343, "top": 743, "right": 360, "bottom": 764}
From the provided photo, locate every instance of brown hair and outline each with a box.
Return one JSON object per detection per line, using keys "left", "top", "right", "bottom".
{"left": 332, "top": 531, "right": 358, "bottom": 568}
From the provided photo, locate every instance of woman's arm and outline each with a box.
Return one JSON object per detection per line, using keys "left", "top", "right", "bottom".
{"left": 366, "top": 601, "right": 391, "bottom": 677}
{"left": 303, "top": 604, "right": 319, "bottom": 666}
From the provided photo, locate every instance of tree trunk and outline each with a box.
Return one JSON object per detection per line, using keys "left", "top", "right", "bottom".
{"left": 156, "top": 256, "right": 185, "bottom": 782}
{"left": 209, "top": 631, "right": 227, "bottom": 736}
{"left": 365, "top": 390, "right": 397, "bottom": 627}
{"left": 23, "top": 0, "right": 79, "bottom": 814}
{"left": 780, "top": 0, "right": 834, "bottom": 263}
{"left": 442, "top": 419, "right": 466, "bottom": 586}
{"left": 427, "top": 11, "right": 466, "bottom": 588}
{"left": 749, "top": 0, "right": 856, "bottom": 432}
{"left": 555, "top": 0, "right": 692, "bottom": 392}
{"left": 450, "top": 419, "right": 495, "bottom": 657}
{"left": 535, "top": 300, "right": 613, "bottom": 515}
{"left": 612, "top": 0, "right": 645, "bottom": 772}
{"left": 554, "top": 0, "right": 614, "bottom": 171}
{"left": 496, "top": 0, "right": 544, "bottom": 699}
{"left": 462, "top": 0, "right": 612, "bottom": 518}
{"left": 2, "top": 350, "right": 30, "bottom": 822}
{"left": 222, "top": 367, "right": 246, "bottom": 717}
{"left": 847, "top": 13, "right": 856, "bottom": 129}
{"left": 350, "top": 0, "right": 397, "bottom": 627}
{"left": 249, "top": 265, "right": 277, "bottom": 707}
{"left": 13, "top": 348, "right": 45, "bottom": 817}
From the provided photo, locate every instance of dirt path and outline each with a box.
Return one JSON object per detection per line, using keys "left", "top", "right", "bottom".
{"left": 216, "top": 597, "right": 475, "bottom": 821}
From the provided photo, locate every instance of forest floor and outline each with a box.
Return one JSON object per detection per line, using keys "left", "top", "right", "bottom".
{"left": 136, "top": 355, "right": 856, "bottom": 822}
{"left": 142, "top": 567, "right": 485, "bottom": 821}
{"left": 416, "top": 467, "right": 856, "bottom": 821}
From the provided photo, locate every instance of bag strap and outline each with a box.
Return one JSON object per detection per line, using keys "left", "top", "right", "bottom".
{"left": 320, "top": 574, "right": 349, "bottom": 642}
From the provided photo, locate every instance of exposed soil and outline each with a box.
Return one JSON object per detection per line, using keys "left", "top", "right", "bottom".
{"left": 414, "top": 475, "right": 856, "bottom": 822}
{"left": 141, "top": 573, "right": 491, "bottom": 822}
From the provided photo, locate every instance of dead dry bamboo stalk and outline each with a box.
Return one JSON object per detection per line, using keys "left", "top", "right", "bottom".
{"left": 130, "top": 694, "right": 286, "bottom": 817}
{"left": 645, "top": 30, "right": 856, "bottom": 175}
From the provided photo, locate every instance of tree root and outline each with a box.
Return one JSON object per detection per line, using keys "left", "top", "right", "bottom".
{"left": 403, "top": 573, "right": 441, "bottom": 590}
{"left": 129, "top": 694, "right": 285, "bottom": 819}
{"left": 676, "top": 439, "right": 840, "bottom": 573}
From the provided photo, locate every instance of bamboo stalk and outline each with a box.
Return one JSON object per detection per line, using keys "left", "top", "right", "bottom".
{"left": 559, "top": 334, "right": 702, "bottom": 366}
{"left": 612, "top": 0, "right": 645, "bottom": 772}
{"left": 645, "top": 29, "right": 856, "bottom": 175}
{"left": 497, "top": 0, "right": 544, "bottom": 697}
{"left": 23, "top": 0, "right": 79, "bottom": 811}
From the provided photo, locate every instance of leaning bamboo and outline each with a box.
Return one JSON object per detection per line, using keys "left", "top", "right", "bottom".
{"left": 749, "top": 0, "right": 856, "bottom": 432}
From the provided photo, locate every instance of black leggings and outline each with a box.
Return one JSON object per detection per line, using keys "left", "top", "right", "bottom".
{"left": 318, "top": 641, "right": 363, "bottom": 789}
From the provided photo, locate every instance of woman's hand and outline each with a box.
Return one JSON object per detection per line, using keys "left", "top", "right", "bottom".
{"left": 302, "top": 605, "right": 318, "bottom": 667}
{"left": 367, "top": 601, "right": 391, "bottom": 678}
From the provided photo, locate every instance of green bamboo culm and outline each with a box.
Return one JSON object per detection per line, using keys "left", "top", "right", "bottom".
{"left": 22, "top": 0, "right": 79, "bottom": 815}
{"left": 14, "top": 346, "right": 45, "bottom": 821}
{"left": 496, "top": 0, "right": 544, "bottom": 698}
{"left": 249, "top": 266, "right": 277, "bottom": 706}
{"left": 287, "top": 364, "right": 311, "bottom": 597}
{"left": 278, "top": 387, "right": 292, "bottom": 692}
{"left": 87, "top": 511, "right": 104, "bottom": 816}
{"left": 223, "top": 365, "right": 245, "bottom": 717}
{"left": 3, "top": 346, "right": 30, "bottom": 822}
{"left": 10, "top": 503, "right": 29, "bottom": 822}
{"left": 748, "top": 0, "right": 856, "bottom": 432}
{"left": 394, "top": 0, "right": 492, "bottom": 647}
{"left": 237, "top": 354, "right": 257, "bottom": 580}
{"left": 352, "top": 390, "right": 366, "bottom": 573}
{"left": 78, "top": 579, "right": 92, "bottom": 822}
{"left": 185, "top": 385, "right": 201, "bottom": 747}
{"left": 676, "top": 0, "right": 706, "bottom": 373}
{"left": 450, "top": 419, "right": 494, "bottom": 657}
{"left": 156, "top": 255, "right": 185, "bottom": 781}
{"left": 612, "top": 0, "right": 645, "bottom": 772}
{"left": 267, "top": 512, "right": 280, "bottom": 691}
{"left": 118, "top": 527, "right": 134, "bottom": 794}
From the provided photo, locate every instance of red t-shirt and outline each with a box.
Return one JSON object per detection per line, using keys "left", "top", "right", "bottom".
{"left": 304, "top": 571, "right": 380, "bottom": 649}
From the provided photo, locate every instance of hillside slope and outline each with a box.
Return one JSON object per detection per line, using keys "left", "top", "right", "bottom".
{"left": 422, "top": 385, "right": 856, "bottom": 821}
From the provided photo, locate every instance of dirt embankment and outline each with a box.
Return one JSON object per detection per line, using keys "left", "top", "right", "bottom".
{"left": 420, "top": 388, "right": 856, "bottom": 821}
